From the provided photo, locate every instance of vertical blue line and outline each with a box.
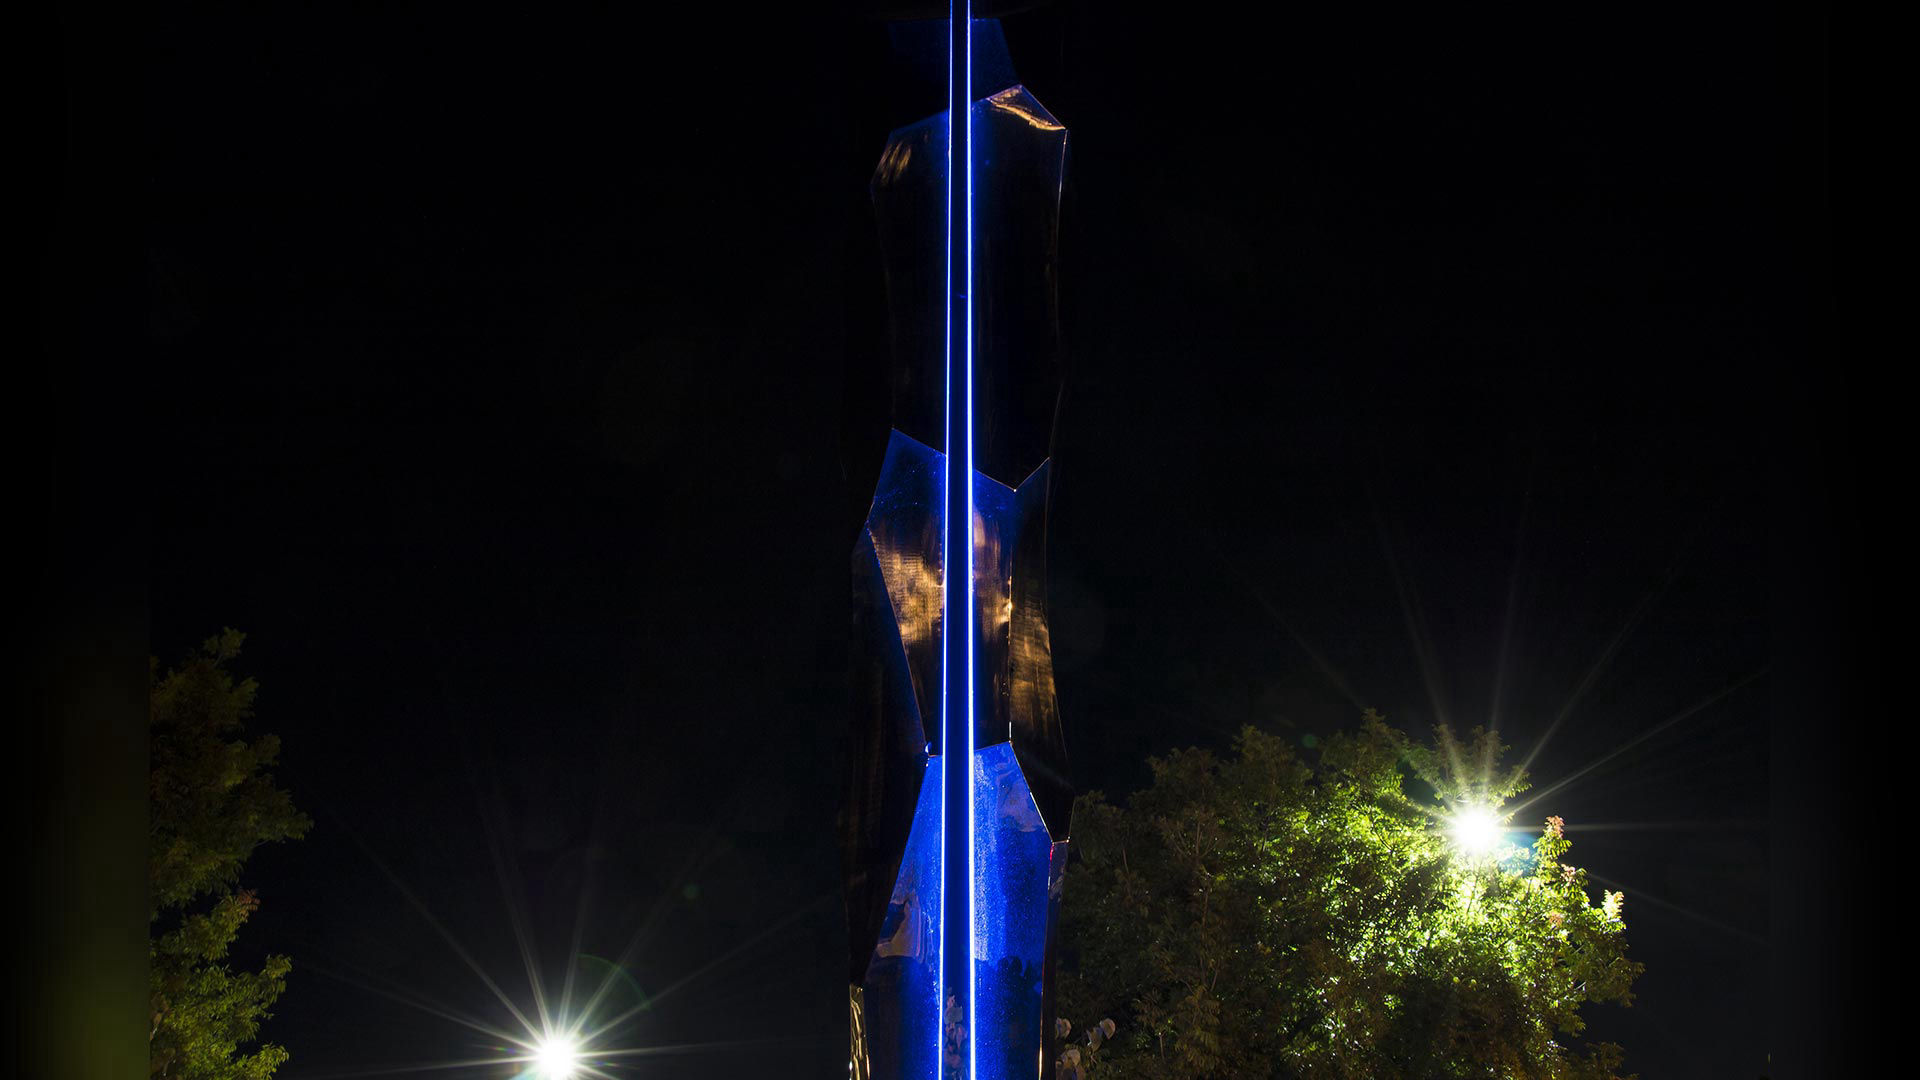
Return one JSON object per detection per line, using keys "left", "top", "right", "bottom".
{"left": 939, "top": 4, "right": 952, "bottom": 1079}
{"left": 961, "top": 7, "right": 976, "bottom": 1080}
{"left": 943, "top": 6, "right": 974, "bottom": 1078}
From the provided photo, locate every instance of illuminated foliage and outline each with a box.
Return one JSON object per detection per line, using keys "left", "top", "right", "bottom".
{"left": 1055, "top": 711, "right": 1641, "bottom": 1079}
{"left": 150, "top": 630, "right": 311, "bottom": 1080}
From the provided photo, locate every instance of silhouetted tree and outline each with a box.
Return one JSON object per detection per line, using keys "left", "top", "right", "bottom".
{"left": 150, "top": 630, "right": 311, "bottom": 1080}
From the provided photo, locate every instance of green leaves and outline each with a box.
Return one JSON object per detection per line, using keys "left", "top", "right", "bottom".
{"left": 1054, "top": 715, "right": 1643, "bottom": 1079}
{"left": 150, "top": 631, "right": 309, "bottom": 1080}
{"left": 151, "top": 631, "right": 310, "bottom": 914}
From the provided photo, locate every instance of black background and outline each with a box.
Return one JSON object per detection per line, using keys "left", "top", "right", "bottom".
{"left": 33, "top": 1, "right": 1843, "bottom": 1077}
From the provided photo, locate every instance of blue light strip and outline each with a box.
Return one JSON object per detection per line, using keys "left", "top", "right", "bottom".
{"left": 937, "top": 3, "right": 952, "bottom": 1075}
{"left": 942, "top": 5, "right": 976, "bottom": 1078}
{"left": 962, "top": 7, "right": 977, "bottom": 1079}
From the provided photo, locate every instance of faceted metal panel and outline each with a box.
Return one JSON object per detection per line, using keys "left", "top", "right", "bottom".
{"left": 971, "top": 743, "right": 1061, "bottom": 1080}
{"left": 867, "top": 430, "right": 947, "bottom": 748}
{"left": 1006, "top": 462, "right": 1070, "bottom": 840}
{"left": 872, "top": 82, "right": 1070, "bottom": 485}
{"left": 857, "top": 757, "right": 944, "bottom": 1080}
{"left": 972, "top": 86, "right": 1068, "bottom": 488}
{"left": 971, "top": 471, "right": 1020, "bottom": 750}
{"left": 968, "top": 463, "right": 1070, "bottom": 840}
{"left": 845, "top": 528, "right": 933, "bottom": 984}
{"left": 871, "top": 111, "right": 949, "bottom": 457}
{"left": 1039, "top": 839, "right": 1068, "bottom": 1074}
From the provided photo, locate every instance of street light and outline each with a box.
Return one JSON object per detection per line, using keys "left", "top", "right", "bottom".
{"left": 534, "top": 1036, "right": 580, "bottom": 1080}
{"left": 1449, "top": 805, "right": 1503, "bottom": 857}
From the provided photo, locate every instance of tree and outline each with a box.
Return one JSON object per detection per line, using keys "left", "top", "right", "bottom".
{"left": 150, "top": 630, "right": 311, "bottom": 1080}
{"left": 1054, "top": 711, "right": 1642, "bottom": 1079}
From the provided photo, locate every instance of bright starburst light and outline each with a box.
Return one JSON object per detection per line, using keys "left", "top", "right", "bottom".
{"left": 534, "top": 1034, "right": 581, "bottom": 1080}
{"left": 311, "top": 749, "right": 846, "bottom": 1080}
{"left": 1448, "top": 805, "right": 1504, "bottom": 857}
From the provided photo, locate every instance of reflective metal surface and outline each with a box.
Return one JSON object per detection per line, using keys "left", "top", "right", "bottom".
{"left": 868, "top": 431, "right": 947, "bottom": 749}
{"left": 847, "top": 15, "right": 1074, "bottom": 1079}
{"left": 858, "top": 759, "right": 944, "bottom": 1080}
{"left": 871, "top": 86, "right": 1069, "bottom": 489}
{"left": 845, "top": 523, "right": 935, "bottom": 988}
{"left": 974, "top": 464, "right": 1071, "bottom": 840}
{"left": 970, "top": 744, "right": 1060, "bottom": 1080}
{"left": 971, "top": 86, "right": 1068, "bottom": 488}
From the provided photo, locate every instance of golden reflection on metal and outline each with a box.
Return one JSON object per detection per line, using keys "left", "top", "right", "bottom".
{"left": 986, "top": 86, "right": 1065, "bottom": 132}
{"left": 973, "top": 484, "right": 1015, "bottom": 748}
{"left": 973, "top": 506, "right": 1014, "bottom": 641}
{"left": 1006, "top": 587, "right": 1060, "bottom": 779}
{"left": 873, "top": 545, "right": 942, "bottom": 638}
{"left": 848, "top": 985, "right": 871, "bottom": 1080}
{"left": 969, "top": 465, "right": 1068, "bottom": 832}
{"left": 863, "top": 433, "right": 947, "bottom": 741}
{"left": 1006, "top": 463, "right": 1070, "bottom": 838}
{"left": 872, "top": 537, "right": 944, "bottom": 723}
{"left": 873, "top": 133, "right": 919, "bottom": 188}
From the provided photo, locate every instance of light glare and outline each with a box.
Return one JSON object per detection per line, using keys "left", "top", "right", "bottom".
{"left": 1450, "top": 806, "right": 1503, "bottom": 857}
{"left": 534, "top": 1036, "right": 580, "bottom": 1080}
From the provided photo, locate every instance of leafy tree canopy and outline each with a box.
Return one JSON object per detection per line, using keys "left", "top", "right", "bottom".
{"left": 151, "top": 630, "right": 311, "bottom": 1080}
{"left": 1055, "top": 711, "right": 1642, "bottom": 1080}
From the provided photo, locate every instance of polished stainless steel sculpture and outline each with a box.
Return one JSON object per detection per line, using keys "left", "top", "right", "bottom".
{"left": 841, "top": 9, "right": 1072, "bottom": 1080}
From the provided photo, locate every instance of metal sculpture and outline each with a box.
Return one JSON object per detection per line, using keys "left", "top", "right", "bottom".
{"left": 842, "top": 8, "right": 1072, "bottom": 1079}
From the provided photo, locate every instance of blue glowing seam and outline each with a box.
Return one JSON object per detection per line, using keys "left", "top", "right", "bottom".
{"left": 962, "top": 7, "right": 977, "bottom": 1080}
{"left": 939, "top": 5, "right": 952, "bottom": 1080}
{"left": 944, "top": 7, "right": 977, "bottom": 1078}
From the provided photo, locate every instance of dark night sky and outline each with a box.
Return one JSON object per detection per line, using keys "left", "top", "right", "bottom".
{"left": 138, "top": 3, "right": 1826, "bottom": 1077}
